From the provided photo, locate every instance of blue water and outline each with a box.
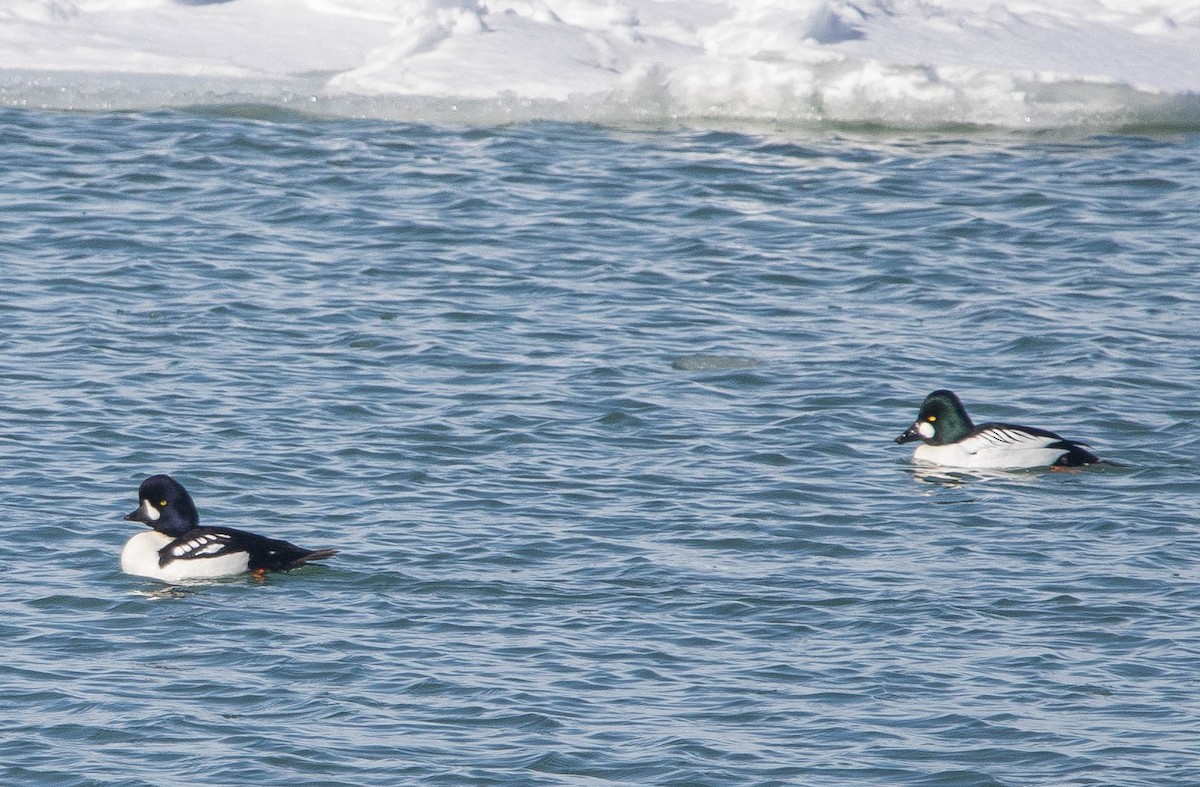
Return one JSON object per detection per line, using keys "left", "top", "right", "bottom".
{"left": 2, "top": 107, "right": 1200, "bottom": 786}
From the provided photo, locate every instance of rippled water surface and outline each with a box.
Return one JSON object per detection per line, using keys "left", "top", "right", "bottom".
{"left": 2, "top": 108, "right": 1200, "bottom": 786}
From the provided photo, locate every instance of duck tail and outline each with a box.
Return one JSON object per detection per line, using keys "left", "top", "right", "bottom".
{"left": 289, "top": 548, "right": 338, "bottom": 568}
{"left": 1051, "top": 441, "right": 1102, "bottom": 467}
{"left": 263, "top": 543, "right": 338, "bottom": 572}
{"left": 301, "top": 548, "right": 338, "bottom": 563}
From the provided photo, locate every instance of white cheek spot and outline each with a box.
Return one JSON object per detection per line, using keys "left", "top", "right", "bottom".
{"left": 917, "top": 421, "right": 936, "bottom": 439}
{"left": 140, "top": 499, "right": 160, "bottom": 522}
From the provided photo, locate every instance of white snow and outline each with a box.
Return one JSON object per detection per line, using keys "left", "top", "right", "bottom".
{"left": 2, "top": 0, "right": 1198, "bottom": 127}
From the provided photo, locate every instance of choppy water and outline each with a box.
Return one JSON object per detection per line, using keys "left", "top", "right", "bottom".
{"left": 2, "top": 107, "right": 1200, "bottom": 786}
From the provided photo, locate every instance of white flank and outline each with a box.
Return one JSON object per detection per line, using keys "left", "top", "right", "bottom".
{"left": 121, "top": 532, "right": 250, "bottom": 582}
{"left": 913, "top": 430, "right": 1068, "bottom": 470}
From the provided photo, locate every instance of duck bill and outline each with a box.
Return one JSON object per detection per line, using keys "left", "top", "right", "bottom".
{"left": 124, "top": 499, "right": 158, "bottom": 525}
{"left": 895, "top": 423, "right": 922, "bottom": 444}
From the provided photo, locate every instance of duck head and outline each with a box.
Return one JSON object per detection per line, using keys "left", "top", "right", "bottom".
{"left": 896, "top": 389, "right": 974, "bottom": 446}
{"left": 124, "top": 474, "right": 200, "bottom": 538}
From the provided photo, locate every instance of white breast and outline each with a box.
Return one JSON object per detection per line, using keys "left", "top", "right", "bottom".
{"left": 121, "top": 531, "right": 250, "bottom": 582}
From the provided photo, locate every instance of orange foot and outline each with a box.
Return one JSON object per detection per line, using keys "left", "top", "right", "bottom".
{"left": 1050, "top": 465, "right": 1080, "bottom": 474}
{"left": 251, "top": 568, "right": 268, "bottom": 581}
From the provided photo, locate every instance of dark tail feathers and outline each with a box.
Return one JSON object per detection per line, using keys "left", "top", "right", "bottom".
{"left": 1051, "top": 440, "right": 1103, "bottom": 467}
{"left": 285, "top": 547, "right": 338, "bottom": 570}
{"left": 255, "top": 542, "right": 339, "bottom": 572}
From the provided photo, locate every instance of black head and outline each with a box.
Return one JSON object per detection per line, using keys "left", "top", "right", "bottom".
{"left": 124, "top": 474, "right": 200, "bottom": 537}
{"left": 895, "top": 389, "right": 974, "bottom": 446}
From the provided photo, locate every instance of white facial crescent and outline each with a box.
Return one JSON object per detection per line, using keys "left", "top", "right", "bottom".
{"left": 138, "top": 498, "right": 161, "bottom": 522}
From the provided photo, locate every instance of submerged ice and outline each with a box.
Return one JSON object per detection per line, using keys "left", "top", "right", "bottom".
{"left": 2, "top": 0, "right": 1199, "bottom": 128}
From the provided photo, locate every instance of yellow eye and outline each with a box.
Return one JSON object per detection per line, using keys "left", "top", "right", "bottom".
{"left": 928, "top": 416, "right": 937, "bottom": 422}
{"left": 159, "top": 500, "right": 168, "bottom": 507}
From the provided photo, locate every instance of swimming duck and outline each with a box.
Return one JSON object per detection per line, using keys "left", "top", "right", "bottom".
{"left": 121, "top": 474, "right": 337, "bottom": 581}
{"left": 896, "top": 389, "right": 1102, "bottom": 470}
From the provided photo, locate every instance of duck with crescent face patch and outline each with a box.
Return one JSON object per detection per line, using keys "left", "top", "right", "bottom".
{"left": 121, "top": 474, "right": 337, "bottom": 582}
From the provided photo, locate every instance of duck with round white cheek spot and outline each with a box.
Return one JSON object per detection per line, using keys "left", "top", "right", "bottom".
{"left": 121, "top": 474, "right": 337, "bottom": 582}
{"left": 895, "top": 390, "right": 1103, "bottom": 470}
